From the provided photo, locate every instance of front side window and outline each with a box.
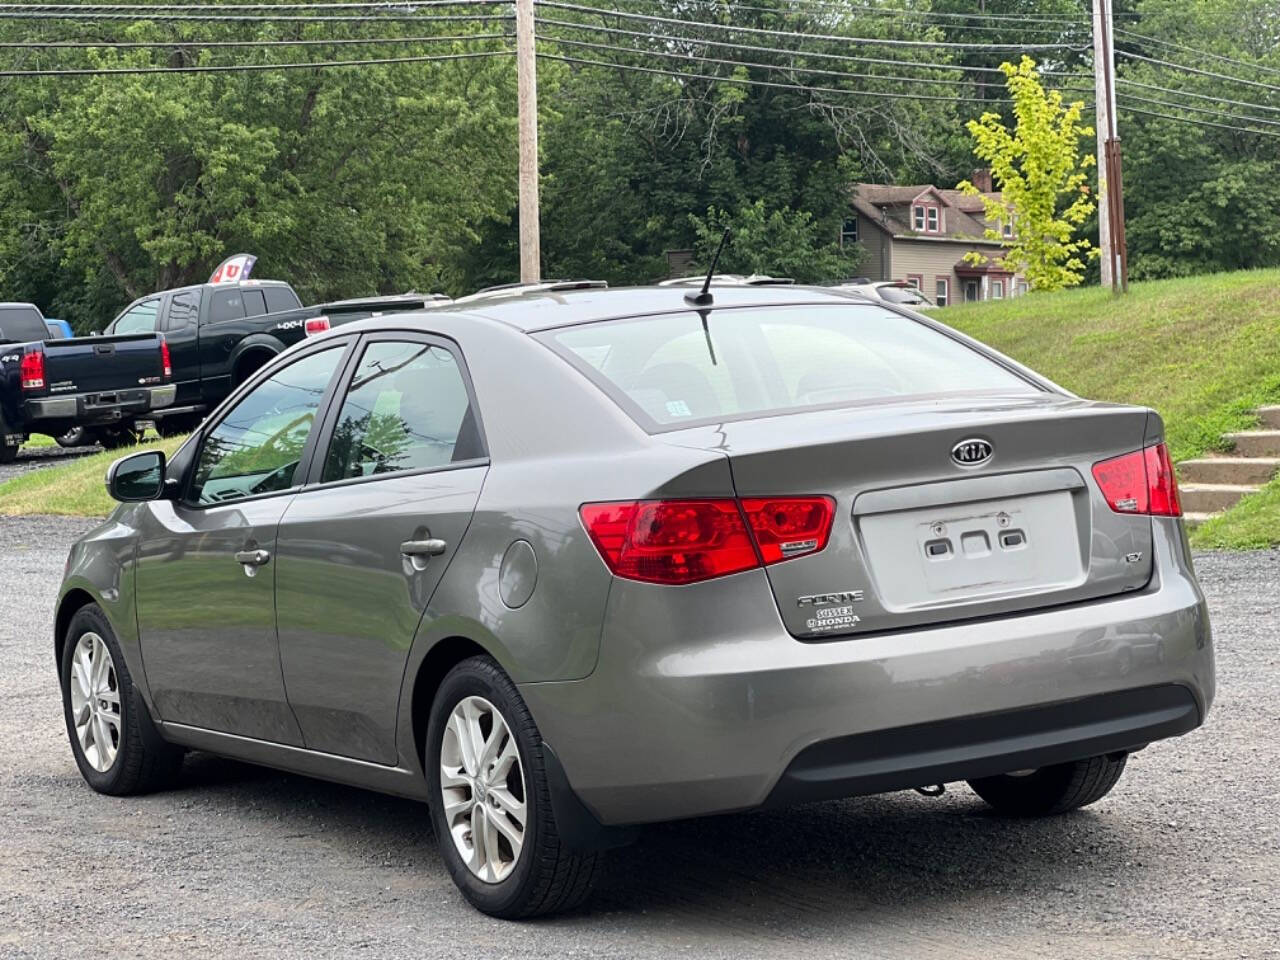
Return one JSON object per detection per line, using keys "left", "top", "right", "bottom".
{"left": 321, "top": 340, "right": 480, "bottom": 483}
{"left": 113, "top": 298, "right": 160, "bottom": 335}
{"left": 540, "top": 304, "right": 1037, "bottom": 430}
{"left": 209, "top": 289, "right": 247, "bottom": 324}
{"left": 190, "top": 347, "right": 344, "bottom": 504}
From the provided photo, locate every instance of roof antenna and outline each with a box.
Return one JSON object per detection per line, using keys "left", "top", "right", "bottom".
{"left": 687, "top": 227, "right": 729, "bottom": 365}
{"left": 685, "top": 226, "right": 730, "bottom": 308}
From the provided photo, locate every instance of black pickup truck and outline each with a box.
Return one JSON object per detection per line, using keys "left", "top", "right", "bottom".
{"left": 104, "top": 280, "right": 440, "bottom": 434}
{"left": 0, "top": 302, "right": 173, "bottom": 461}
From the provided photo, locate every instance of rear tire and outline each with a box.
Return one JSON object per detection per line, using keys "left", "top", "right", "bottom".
{"left": 90, "top": 424, "right": 142, "bottom": 450}
{"left": 154, "top": 413, "right": 200, "bottom": 438}
{"left": 55, "top": 427, "right": 89, "bottom": 448}
{"left": 59, "top": 604, "right": 183, "bottom": 795}
{"left": 426, "top": 656, "right": 601, "bottom": 918}
{"left": 968, "top": 753, "right": 1128, "bottom": 816}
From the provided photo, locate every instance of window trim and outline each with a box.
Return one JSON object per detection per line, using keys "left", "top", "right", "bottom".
{"left": 299, "top": 329, "right": 490, "bottom": 492}
{"left": 991, "top": 279, "right": 1006, "bottom": 300}
{"left": 935, "top": 276, "right": 950, "bottom": 307}
{"left": 179, "top": 337, "right": 357, "bottom": 509}
{"left": 926, "top": 207, "right": 940, "bottom": 233}
{"left": 912, "top": 205, "right": 926, "bottom": 231}
{"left": 905, "top": 275, "right": 923, "bottom": 291}
{"left": 840, "top": 216, "right": 858, "bottom": 247}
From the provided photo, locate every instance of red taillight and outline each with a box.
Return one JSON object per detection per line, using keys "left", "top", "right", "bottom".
{"left": 739, "top": 496, "right": 835, "bottom": 563}
{"left": 1091, "top": 442, "right": 1182, "bottom": 518}
{"left": 580, "top": 495, "right": 836, "bottom": 585}
{"left": 304, "top": 315, "right": 330, "bottom": 337}
{"left": 159, "top": 338, "right": 172, "bottom": 379}
{"left": 19, "top": 350, "right": 45, "bottom": 390}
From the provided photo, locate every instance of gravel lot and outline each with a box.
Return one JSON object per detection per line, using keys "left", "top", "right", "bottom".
{"left": 2, "top": 514, "right": 1276, "bottom": 960}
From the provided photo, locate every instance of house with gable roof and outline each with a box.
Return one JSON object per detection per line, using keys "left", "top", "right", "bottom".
{"left": 842, "top": 171, "right": 1027, "bottom": 306}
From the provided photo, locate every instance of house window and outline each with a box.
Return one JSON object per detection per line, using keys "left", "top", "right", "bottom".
{"left": 905, "top": 274, "right": 923, "bottom": 291}
{"left": 1002, "top": 220, "right": 1013, "bottom": 238}
{"left": 927, "top": 207, "right": 939, "bottom": 233}
{"left": 935, "top": 277, "right": 949, "bottom": 307}
{"left": 992, "top": 279, "right": 1005, "bottom": 300}
{"left": 913, "top": 205, "right": 926, "bottom": 231}
{"left": 1017, "top": 280, "right": 1029, "bottom": 296}
{"left": 840, "top": 217, "right": 858, "bottom": 247}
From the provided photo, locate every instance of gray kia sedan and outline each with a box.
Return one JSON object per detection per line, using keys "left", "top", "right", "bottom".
{"left": 56, "top": 284, "right": 1214, "bottom": 918}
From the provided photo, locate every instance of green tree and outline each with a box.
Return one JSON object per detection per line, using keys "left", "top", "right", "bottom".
{"left": 958, "top": 56, "right": 1097, "bottom": 291}
{"left": 689, "top": 199, "right": 858, "bottom": 282}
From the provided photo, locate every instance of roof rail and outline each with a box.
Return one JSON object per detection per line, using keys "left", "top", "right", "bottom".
{"left": 455, "top": 279, "right": 608, "bottom": 303}
{"left": 657, "top": 274, "right": 795, "bottom": 288}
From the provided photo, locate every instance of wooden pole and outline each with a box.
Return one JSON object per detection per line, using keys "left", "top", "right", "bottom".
{"left": 1092, "top": 0, "right": 1113, "bottom": 290}
{"left": 515, "top": 0, "right": 541, "bottom": 284}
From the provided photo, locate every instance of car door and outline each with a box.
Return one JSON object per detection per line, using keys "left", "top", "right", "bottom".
{"left": 198, "top": 286, "right": 248, "bottom": 403}
{"left": 134, "top": 341, "right": 353, "bottom": 743}
{"left": 274, "top": 333, "right": 489, "bottom": 764}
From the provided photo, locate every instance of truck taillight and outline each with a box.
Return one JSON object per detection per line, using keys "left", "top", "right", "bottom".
{"left": 19, "top": 350, "right": 45, "bottom": 390}
{"left": 579, "top": 496, "right": 835, "bottom": 585}
{"left": 304, "top": 316, "right": 330, "bottom": 337}
{"left": 1092, "top": 442, "right": 1182, "bottom": 518}
{"left": 160, "top": 339, "right": 172, "bottom": 379}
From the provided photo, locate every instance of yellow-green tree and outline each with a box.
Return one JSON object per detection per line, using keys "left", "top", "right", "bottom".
{"left": 959, "top": 56, "right": 1097, "bottom": 291}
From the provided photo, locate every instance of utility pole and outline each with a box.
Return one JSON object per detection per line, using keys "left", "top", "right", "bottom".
{"left": 1092, "top": 0, "right": 1128, "bottom": 293}
{"left": 515, "top": 0, "right": 541, "bottom": 283}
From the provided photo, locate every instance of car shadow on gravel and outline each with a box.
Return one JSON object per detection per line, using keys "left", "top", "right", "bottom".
{"left": 169, "top": 751, "right": 1150, "bottom": 927}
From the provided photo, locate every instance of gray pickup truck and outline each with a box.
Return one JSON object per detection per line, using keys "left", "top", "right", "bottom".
{"left": 0, "top": 302, "right": 173, "bottom": 461}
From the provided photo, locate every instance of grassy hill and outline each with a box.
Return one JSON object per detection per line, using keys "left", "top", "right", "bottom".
{"left": 939, "top": 267, "right": 1280, "bottom": 548}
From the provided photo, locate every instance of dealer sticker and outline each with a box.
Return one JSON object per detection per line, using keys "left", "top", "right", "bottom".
{"left": 805, "top": 605, "right": 862, "bottom": 633}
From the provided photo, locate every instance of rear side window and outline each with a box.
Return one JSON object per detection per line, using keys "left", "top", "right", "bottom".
{"left": 209, "top": 289, "right": 247, "bottom": 324}
{"left": 321, "top": 340, "right": 481, "bottom": 483}
{"left": 112, "top": 298, "right": 160, "bottom": 335}
{"left": 166, "top": 290, "right": 201, "bottom": 329}
{"left": 0, "top": 305, "right": 48, "bottom": 343}
{"left": 264, "top": 286, "right": 302, "bottom": 313}
{"left": 539, "top": 304, "right": 1037, "bottom": 430}
{"left": 242, "top": 289, "right": 267, "bottom": 317}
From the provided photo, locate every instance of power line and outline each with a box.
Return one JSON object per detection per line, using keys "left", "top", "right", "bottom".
{"left": 1114, "top": 26, "right": 1280, "bottom": 80}
{"left": 539, "top": 49, "right": 1096, "bottom": 109}
{"left": 537, "top": 33, "right": 1094, "bottom": 96}
{"left": 0, "top": 9, "right": 507, "bottom": 22}
{"left": 0, "top": 1, "right": 500, "bottom": 9}
{"left": 0, "top": 47, "right": 512, "bottom": 77}
{"left": 2, "top": 32, "right": 510, "bottom": 50}
{"left": 1116, "top": 75, "right": 1280, "bottom": 116}
{"left": 535, "top": 1, "right": 1084, "bottom": 51}
{"left": 1116, "top": 90, "right": 1280, "bottom": 130}
{"left": 1119, "top": 101, "right": 1280, "bottom": 140}
{"left": 1118, "top": 49, "right": 1280, "bottom": 96}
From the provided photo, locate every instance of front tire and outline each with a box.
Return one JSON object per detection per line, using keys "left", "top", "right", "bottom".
{"left": 968, "top": 753, "right": 1128, "bottom": 816}
{"left": 426, "top": 656, "right": 601, "bottom": 918}
{"left": 60, "top": 604, "right": 183, "bottom": 795}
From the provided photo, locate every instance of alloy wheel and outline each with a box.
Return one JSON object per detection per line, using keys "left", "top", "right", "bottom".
{"left": 439, "top": 696, "right": 527, "bottom": 884}
{"left": 68, "top": 632, "right": 121, "bottom": 773}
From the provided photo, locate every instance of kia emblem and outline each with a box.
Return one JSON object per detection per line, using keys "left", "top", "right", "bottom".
{"left": 951, "top": 437, "right": 993, "bottom": 467}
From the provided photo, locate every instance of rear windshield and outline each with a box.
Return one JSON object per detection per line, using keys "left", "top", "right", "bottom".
{"left": 0, "top": 305, "right": 47, "bottom": 343}
{"left": 539, "top": 304, "right": 1037, "bottom": 430}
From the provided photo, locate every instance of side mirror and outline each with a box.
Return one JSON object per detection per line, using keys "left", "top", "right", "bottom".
{"left": 106, "top": 450, "right": 167, "bottom": 502}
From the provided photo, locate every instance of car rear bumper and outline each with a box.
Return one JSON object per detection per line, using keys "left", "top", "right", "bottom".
{"left": 520, "top": 518, "right": 1214, "bottom": 827}
{"left": 26, "top": 384, "right": 176, "bottom": 425}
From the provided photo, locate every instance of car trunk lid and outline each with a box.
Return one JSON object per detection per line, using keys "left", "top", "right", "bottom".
{"left": 660, "top": 393, "right": 1157, "bottom": 638}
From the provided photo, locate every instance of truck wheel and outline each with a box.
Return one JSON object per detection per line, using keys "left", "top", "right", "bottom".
{"left": 60, "top": 603, "right": 184, "bottom": 795}
{"left": 90, "top": 425, "right": 142, "bottom": 450}
{"left": 426, "top": 656, "right": 601, "bottom": 918}
{"left": 155, "top": 414, "right": 200, "bottom": 438}
{"left": 56, "top": 427, "right": 89, "bottom": 448}
{"left": 0, "top": 443, "right": 18, "bottom": 463}
{"left": 968, "top": 754, "right": 1128, "bottom": 816}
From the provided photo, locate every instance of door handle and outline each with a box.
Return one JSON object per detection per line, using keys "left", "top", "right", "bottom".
{"left": 234, "top": 548, "right": 271, "bottom": 567}
{"left": 401, "top": 538, "right": 447, "bottom": 558}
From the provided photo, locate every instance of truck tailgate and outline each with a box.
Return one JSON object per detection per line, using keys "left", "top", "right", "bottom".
{"left": 40, "top": 334, "right": 168, "bottom": 395}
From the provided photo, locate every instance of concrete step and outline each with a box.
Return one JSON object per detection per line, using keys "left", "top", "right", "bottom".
{"left": 1257, "top": 405, "right": 1280, "bottom": 430}
{"left": 1224, "top": 430, "right": 1280, "bottom": 458}
{"left": 1178, "top": 456, "right": 1280, "bottom": 486}
{"left": 1178, "top": 483, "right": 1260, "bottom": 514}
